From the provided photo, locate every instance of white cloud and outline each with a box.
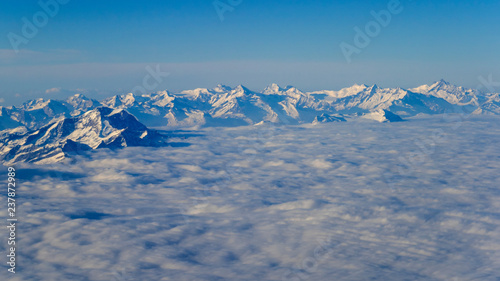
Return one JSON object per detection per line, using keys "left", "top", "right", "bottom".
{"left": 305, "top": 158, "right": 332, "bottom": 169}
{"left": 12, "top": 116, "right": 500, "bottom": 280}
{"left": 90, "top": 169, "right": 133, "bottom": 182}
{"left": 45, "top": 87, "right": 61, "bottom": 94}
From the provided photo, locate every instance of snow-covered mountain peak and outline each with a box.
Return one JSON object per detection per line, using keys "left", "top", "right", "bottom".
{"left": 262, "top": 83, "right": 283, "bottom": 95}
{"left": 427, "top": 79, "right": 456, "bottom": 93}
{"left": 262, "top": 84, "right": 303, "bottom": 98}
{"left": 345, "top": 83, "right": 369, "bottom": 89}
{"left": 22, "top": 98, "right": 53, "bottom": 111}
{"left": 235, "top": 84, "right": 249, "bottom": 91}
{"left": 411, "top": 79, "right": 454, "bottom": 94}
{"left": 150, "top": 90, "right": 175, "bottom": 106}
{"left": 102, "top": 93, "right": 150, "bottom": 108}
{"left": 310, "top": 84, "right": 368, "bottom": 99}
{"left": 154, "top": 90, "right": 172, "bottom": 98}
{"left": 66, "top": 93, "right": 100, "bottom": 112}
{"left": 432, "top": 79, "right": 452, "bottom": 88}
{"left": 1, "top": 81, "right": 499, "bottom": 133}
{"left": 102, "top": 95, "right": 123, "bottom": 108}
{"left": 122, "top": 93, "right": 136, "bottom": 106}
{"left": 0, "top": 106, "right": 170, "bottom": 164}
{"left": 367, "top": 84, "right": 379, "bottom": 93}
{"left": 283, "top": 87, "right": 305, "bottom": 99}
{"left": 342, "top": 83, "right": 368, "bottom": 93}
{"left": 214, "top": 84, "right": 232, "bottom": 93}
{"left": 67, "top": 93, "right": 87, "bottom": 101}
{"left": 312, "top": 113, "right": 346, "bottom": 124}
{"left": 231, "top": 85, "right": 252, "bottom": 96}
{"left": 89, "top": 107, "right": 143, "bottom": 127}
{"left": 363, "top": 109, "right": 404, "bottom": 123}
{"left": 410, "top": 80, "right": 479, "bottom": 105}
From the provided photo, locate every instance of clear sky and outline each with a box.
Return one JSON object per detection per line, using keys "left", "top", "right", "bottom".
{"left": 1, "top": 0, "right": 499, "bottom": 104}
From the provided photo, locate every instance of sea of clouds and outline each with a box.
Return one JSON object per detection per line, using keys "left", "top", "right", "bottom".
{"left": 2, "top": 114, "right": 500, "bottom": 280}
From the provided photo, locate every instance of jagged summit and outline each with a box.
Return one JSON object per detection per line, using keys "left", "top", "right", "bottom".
{"left": 312, "top": 113, "right": 347, "bottom": 124}
{"left": 434, "top": 79, "right": 452, "bottom": 86}
{"left": 262, "top": 83, "right": 283, "bottom": 94}
{"left": 362, "top": 109, "right": 404, "bottom": 123}
{"left": 427, "top": 79, "right": 456, "bottom": 92}
{"left": 214, "top": 84, "right": 232, "bottom": 92}
{"left": 0, "top": 81, "right": 498, "bottom": 132}
{"left": 233, "top": 85, "right": 252, "bottom": 93}
{"left": 1, "top": 81, "right": 499, "bottom": 164}
{"left": 0, "top": 107, "right": 170, "bottom": 165}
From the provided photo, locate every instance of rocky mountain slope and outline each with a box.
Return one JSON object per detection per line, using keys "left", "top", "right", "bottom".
{"left": 0, "top": 80, "right": 497, "bottom": 132}
{"left": 1, "top": 80, "right": 499, "bottom": 164}
{"left": 0, "top": 107, "right": 170, "bottom": 164}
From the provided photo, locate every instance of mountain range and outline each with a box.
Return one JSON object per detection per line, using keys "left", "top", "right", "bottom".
{"left": 1, "top": 80, "right": 499, "bottom": 164}
{"left": 1, "top": 80, "right": 499, "bottom": 132}
{"left": 0, "top": 107, "right": 170, "bottom": 165}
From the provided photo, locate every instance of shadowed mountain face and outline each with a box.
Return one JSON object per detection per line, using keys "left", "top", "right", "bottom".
{"left": 0, "top": 95, "right": 102, "bottom": 131}
{"left": 362, "top": 109, "right": 404, "bottom": 123}
{"left": 0, "top": 81, "right": 498, "bottom": 131}
{"left": 1, "top": 81, "right": 499, "bottom": 164}
{"left": 312, "top": 113, "right": 347, "bottom": 124}
{"left": 0, "top": 107, "right": 172, "bottom": 165}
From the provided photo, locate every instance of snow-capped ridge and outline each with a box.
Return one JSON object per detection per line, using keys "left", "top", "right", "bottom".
{"left": 312, "top": 113, "right": 346, "bottom": 124}
{"left": 362, "top": 109, "right": 404, "bottom": 123}
{"left": 262, "top": 83, "right": 283, "bottom": 95}
{"left": 0, "top": 106, "right": 171, "bottom": 164}
{"left": 1, "top": 81, "right": 499, "bottom": 132}
{"left": 213, "top": 84, "right": 232, "bottom": 93}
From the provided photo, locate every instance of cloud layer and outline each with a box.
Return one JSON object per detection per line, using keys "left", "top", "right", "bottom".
{"left": 3, "top": 115, "right": 500, "bottom": 280}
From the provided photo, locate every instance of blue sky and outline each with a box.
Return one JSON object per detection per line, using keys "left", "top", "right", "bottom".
{"left": 1, "top": 0, "right": 499, "bottom": 104}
